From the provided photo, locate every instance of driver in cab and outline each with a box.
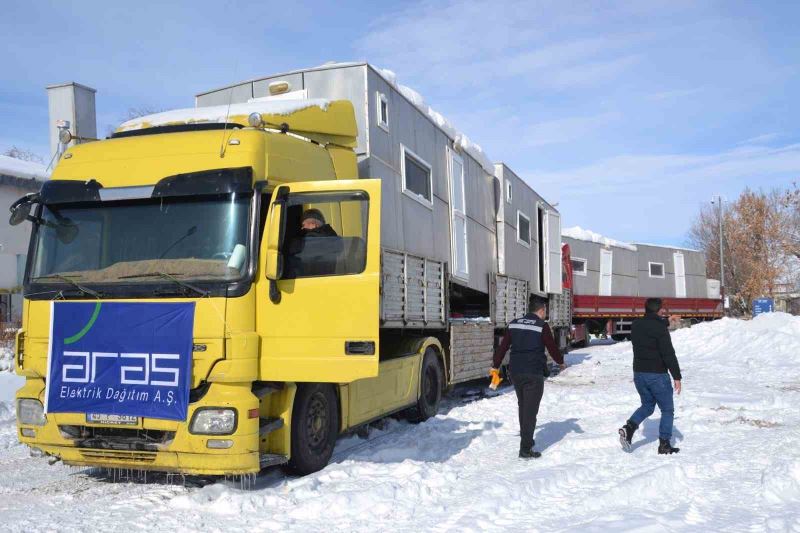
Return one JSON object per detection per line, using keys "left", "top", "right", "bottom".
{"left": 285, "top": 209, "right": 341, "bottom": 277}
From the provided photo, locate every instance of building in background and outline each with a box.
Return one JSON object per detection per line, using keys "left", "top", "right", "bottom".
{"left": 0, "top": 155, "right": 47, "bottom": 323}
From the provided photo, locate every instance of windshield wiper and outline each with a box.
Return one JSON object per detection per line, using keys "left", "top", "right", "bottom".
{"left": 31, "top": 274, "right": 103, "bottom": 299}
{"left": 118, "top": 271, "right": 209, "bottom": 297}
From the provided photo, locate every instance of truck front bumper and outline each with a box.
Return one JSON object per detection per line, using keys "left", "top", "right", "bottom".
{"left": 17, "top": 380, "right": 262, "bottom": 476}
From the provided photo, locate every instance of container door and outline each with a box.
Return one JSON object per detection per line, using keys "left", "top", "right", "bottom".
{"left": 674, "top": 252, "right": 686, "bottom": 298}
{"left": 257, "top": 179, "right": 381, "bottom": 383}
{"left": 599, "top": 248, "right": 613, "bottom": 296}
{"left": 447, "top": 148, "right": 469, "bottom": 281}
{"left": 547, "top": 210, "right": 562, "bottom": 294}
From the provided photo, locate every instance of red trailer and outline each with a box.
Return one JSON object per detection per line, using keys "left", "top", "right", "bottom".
{"left": 560, "top": 244, "right": 723, "bottom": 345}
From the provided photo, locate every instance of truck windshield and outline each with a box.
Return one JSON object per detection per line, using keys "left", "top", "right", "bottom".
{"left": 29, "top": 193, "right": 250, "bottom": 285}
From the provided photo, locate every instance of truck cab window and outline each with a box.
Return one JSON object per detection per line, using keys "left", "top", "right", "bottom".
{"left": 281, "top": 191, "right": 369, "bottom": 279}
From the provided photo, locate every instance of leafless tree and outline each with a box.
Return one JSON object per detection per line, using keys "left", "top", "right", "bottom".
{"left": 104, "top": 106, "right": 165, "bottom": 137}
{"left": 3, "top": 146, "right": 44, "bottom": 163}
{"left": 689, "top": 187, "right": 793, "bottom": 314}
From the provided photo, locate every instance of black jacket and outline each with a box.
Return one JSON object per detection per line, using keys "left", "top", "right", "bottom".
{"left": 492, "top": 314, "right": 563, "bottom": 375}
{"left": 630, "top": 313, "right": 682, "bottom": 380}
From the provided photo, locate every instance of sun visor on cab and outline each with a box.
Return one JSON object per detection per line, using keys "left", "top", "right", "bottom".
{"left": 38, "top": 167, "right": 253, "bottom": 204}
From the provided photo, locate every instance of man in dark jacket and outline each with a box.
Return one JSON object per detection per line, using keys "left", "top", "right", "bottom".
{"left": 619, "top": 298, "right": 682, "bottom": 455}
{"left": 285, "top": 209, "right": 341, "bottom": 277}
{"left": 491, "top": 300, "right": 565, "bottom": 459}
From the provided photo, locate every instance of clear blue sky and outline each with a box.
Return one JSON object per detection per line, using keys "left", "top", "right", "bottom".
{"left": 2, "top": 0, "right": 798, "bottom": 246}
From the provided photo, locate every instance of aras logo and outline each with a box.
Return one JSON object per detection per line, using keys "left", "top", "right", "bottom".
{"left": 45, "top": 301, "right": 195, "bottom": 421}
{"left": 61, "top": 351, "right": 181, "bottom": 387}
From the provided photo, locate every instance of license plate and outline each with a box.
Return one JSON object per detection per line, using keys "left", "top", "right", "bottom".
{"left": 86, "top": 413, "right": 138, "bottom": 426}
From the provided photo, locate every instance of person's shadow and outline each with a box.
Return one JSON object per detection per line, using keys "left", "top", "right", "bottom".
{"left": 535, "top": 418, "right": 585, "bottom": 452}
{"left": 630, "top": 418, "right": 684, "bottom": 451}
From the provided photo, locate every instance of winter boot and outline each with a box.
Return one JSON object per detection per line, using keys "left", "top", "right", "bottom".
{"left": 519, "top": 439, "right": 542, "bottom": 459}
{"left": 658, "top": 438, "right": 680, "bottom": 455}
{"left": 519, "top": 447, "right": 542, "bottom": 459}
{"left": 618, "top": 421, "right": 637, "bottom": 452}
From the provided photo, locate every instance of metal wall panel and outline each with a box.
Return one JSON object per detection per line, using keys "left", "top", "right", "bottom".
{"left": 400, "top": 195, "right": 440, "bottom": 259}
{"left": 252, "top": 73, "right": 304, "bottom": 99}
{"left": 549, "top": 288, "right": 572, "bottom": 328}
{"left": 366, "top": 68, "right": 393, "bottom": 163}
{"left": 449, "top": 321, "right": 495, "bottom": 383}
{"left": 563, "top": 237, "right": 601, "bottom": 271}
{"left": 613, "top": 276, "right": 639, "bottom": 296}
{"left": 683, "top": 250, "right": 707, "bottom": 277}
{"left": 492, "top": 275, "right": 529, "bottom": 326}
{"left": 686, "top": 275, "right": 707, "bottom": 298}
{"left": 380, "top": 249, "right": 446, "bottom": 328}
{"left": 364, "top": 156, "right": 403, "bottom": 251}
{"left": 494, "top": 165, "right": 538, "bottom": 290}
{"left": 304, "top": 66, "right": 368, "bottom": 154}
{"left": 195, "top": 82, "right": 254, "bottom": 107}
{"left": 466, "top": 218, "right": 494, "bottom": 294}
{"left": 635, "top": 244, "right": 707, "bottom": 298}
{"left": 46, "top": 82, "right": 96, "bottom": 156}
{"left": 503, "top": 222, "right": 534, "bottom": 285}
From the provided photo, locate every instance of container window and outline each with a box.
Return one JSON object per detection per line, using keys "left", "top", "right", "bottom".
{"left": 401, "top": 145, "right": 433, "bottom": 208}
{"left": 571, "top": 257, "right": 587, "bottom": 276}
{"left": 649, "top": 262, "right": 665, "bottom": 278}
{"left": 506, "top": 181, "right": 512, "bottom": 203}
{"left": 517, "top": 211, "right": 531, "bottom": 247}
{"left": 376, "top": 92, "right": 389, "bottom": 131}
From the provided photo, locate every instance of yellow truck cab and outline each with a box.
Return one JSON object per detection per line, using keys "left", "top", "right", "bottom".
{"left": 12, "top": 99, "right": 444, "bottom": 476}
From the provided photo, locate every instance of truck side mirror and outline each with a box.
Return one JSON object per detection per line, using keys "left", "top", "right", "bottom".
{"left": 9, "top": 202, "right": 31, "bottom": 226}
{"left": 9, "top": 194, "right": 38, "bottom": 226}
{"left": 265, "top": 189, "right": 287, "bottom": 282}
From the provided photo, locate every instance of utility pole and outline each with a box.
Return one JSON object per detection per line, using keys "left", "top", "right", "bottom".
{"left": 716, "top": 195, "right": 726, "bottom": 313}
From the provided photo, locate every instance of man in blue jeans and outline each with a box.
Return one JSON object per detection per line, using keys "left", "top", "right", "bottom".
{"left": 619, "top": 298, "right": 682, "bottom": 454}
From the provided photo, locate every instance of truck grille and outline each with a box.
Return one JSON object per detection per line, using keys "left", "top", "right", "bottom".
{"left": 60, "top": 425, "right": 174, "bottom": 452}
{"left": 79, "top": 449, "right": 157, "bottom": 463}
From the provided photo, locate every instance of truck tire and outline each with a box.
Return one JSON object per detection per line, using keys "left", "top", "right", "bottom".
{"left": 407, "top": 348, "right": 443, "bottom": 423}
{"left": 611, "top": 334, "right": 629, "bottom": 342}
{"left": 287, "top": 383, "right": 339, "bottom": 475}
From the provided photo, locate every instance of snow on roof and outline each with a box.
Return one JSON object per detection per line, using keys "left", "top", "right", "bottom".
{"left": 634, "top": 242, "right": 701, "bottom": 253}
{"left": 375, "top": 67, "right": 495, "bottom": 175}
{"left": 0, "top": 155, "right": 48, "bottom": 180}
{"left": 116, "top": 99, "right": 332, "bottom": 132}
{"left": 562, "top": 226, "right": 638, "bottom": 251}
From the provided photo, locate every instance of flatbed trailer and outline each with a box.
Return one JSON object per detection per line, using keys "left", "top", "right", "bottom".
{"left": 561, "top": 243, "right": 722, "bottom": 344}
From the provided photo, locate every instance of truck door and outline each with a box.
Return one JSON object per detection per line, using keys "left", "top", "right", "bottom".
{"left": 258, "top": 179, "right": 381, "bottom": 383}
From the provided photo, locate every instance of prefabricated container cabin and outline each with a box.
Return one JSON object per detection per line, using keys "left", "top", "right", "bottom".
{"left": 195, "top": 63, "right": 565, "bottom": 383}
{"left": 633, "top": 243, "right": 708, "bottom": 299}
{"left": 195, "top": 63, "right": 563, "bottom": 327}
{"left": 561, "top": 234, "right": 638, "bottom": 297}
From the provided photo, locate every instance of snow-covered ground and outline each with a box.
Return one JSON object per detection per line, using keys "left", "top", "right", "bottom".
{"left": 1, "top": 314, "right": 799, "bottom": 531}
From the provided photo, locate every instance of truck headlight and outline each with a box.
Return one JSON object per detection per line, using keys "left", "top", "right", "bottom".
{"left": 190, "top": 408, "right": 237, "bottom": 435}
{"left": 17, "top": 399, "right": 46, "bottom": 426}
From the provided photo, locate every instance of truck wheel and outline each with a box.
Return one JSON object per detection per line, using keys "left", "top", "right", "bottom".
{"left": 407, "top": 348, "right": 443, "bottom": 423}
{"left": 287, "top": 383, "right": 339, "bottom": 475}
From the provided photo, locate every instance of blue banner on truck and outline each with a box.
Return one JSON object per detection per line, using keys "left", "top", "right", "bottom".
{"left": 45, "top": 302, "right": 195, "bottom": 421}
